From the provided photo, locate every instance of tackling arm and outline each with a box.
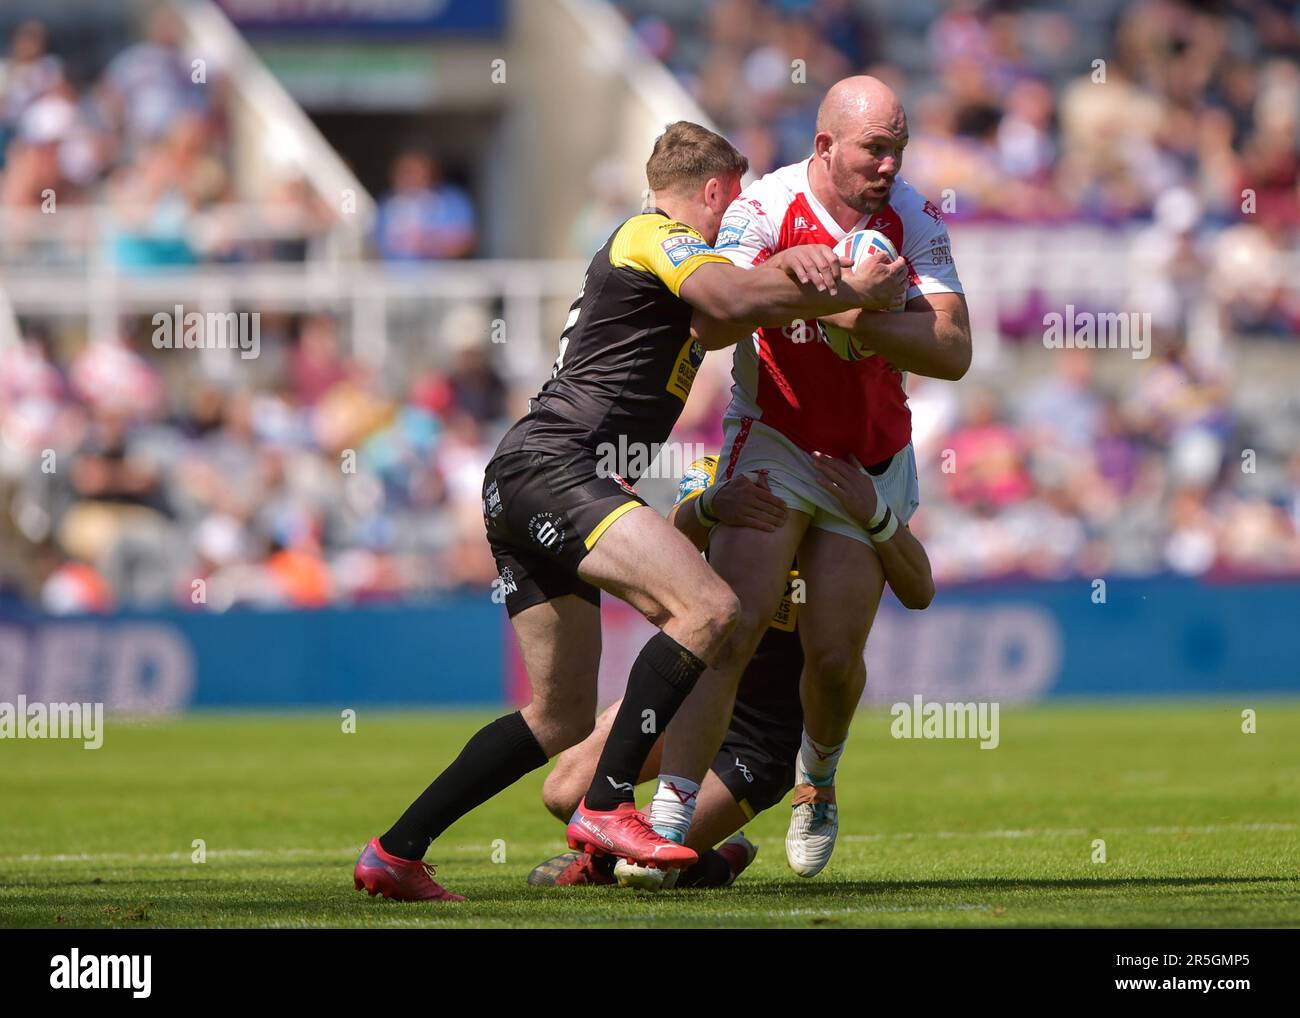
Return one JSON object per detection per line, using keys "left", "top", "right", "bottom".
{"left": 809, "top": 451, "right": 935, "bottom": 610}
{"left": 681, "top": 250, "right": 906, "bottom": 351}
{"left": 865, "top": 521, "right": 935, "bottom": 610}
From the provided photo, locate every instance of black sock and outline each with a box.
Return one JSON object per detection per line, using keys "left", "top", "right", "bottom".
{"left": 379, "top": 711, "right": 548, "bottom": 861}
{"left": 677, "top": 849, "right": 732, "bottom": 888}
{"left": 583, "top": 631, "right": 707, "bottom": 811}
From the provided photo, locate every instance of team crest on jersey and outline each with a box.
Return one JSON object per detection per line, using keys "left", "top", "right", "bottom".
{"left": 922, "top": 199, "right": 944, "bottom": 223}
{"left": 528, "top": 512, "right": 565, "bottom": 551}
{"left": 609, "top": 472, "right": 636, "bottom": 496}
{"left": 660, "top": 233, "right": 710, "bottom": 266}
{"left": 482, "top": 480, "right": 503, "bottom": 520}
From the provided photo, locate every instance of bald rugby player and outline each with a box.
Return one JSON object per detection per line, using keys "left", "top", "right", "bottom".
{"left": 641, "top": 76, "right": 970, "bottom": 881}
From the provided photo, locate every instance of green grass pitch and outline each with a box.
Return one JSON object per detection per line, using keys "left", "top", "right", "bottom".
{"left": 2, "top": 703, "right": 1297, "bottom": 928}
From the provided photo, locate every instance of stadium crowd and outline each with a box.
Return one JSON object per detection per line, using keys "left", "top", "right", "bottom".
{"left": 0, "top": 9, "right": 477, "bottom": 265}
{"left": 1, "top": 1, "right": 1299, "bottom": 612}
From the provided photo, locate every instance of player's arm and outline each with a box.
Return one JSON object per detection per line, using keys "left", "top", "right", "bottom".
{"left": 669, "top": 462, "right": 788, "bottom": 552}
{"left": 681, "top": 254, "right": 906, "bottom": 351}
{"left": 619, "top": 219, "right": 897, "bottom": 351}
{"left": 819, "top": 291, "right": 971, "bottom": 380}
{"left": 809, "top": 451, "right": 935, "bottom": 610}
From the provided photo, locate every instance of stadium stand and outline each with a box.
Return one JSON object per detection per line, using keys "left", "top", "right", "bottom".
{"left": 1, "top": 0, "right": 1298, "bottom": 616}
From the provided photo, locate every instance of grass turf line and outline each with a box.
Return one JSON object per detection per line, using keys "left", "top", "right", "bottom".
{"left": 1, "top": 703, "right": 1297, "bottom": 928}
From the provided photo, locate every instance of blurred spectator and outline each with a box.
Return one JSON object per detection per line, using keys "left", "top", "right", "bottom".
{"left": 0, "top": 19, "right": 63, "bottom": 164}
{"left": 941, "top": 388, "right": 1033, "bottom": 511}
{"left": 374, "top": 149, "right": 476, "bottom": 261}
{"left": 98, "top": 6, "right": 210, "bottom": 151}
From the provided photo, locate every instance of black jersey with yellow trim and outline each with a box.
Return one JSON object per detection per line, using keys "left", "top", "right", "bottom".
{"left": 494, "top": 211, "right": 730, "bottom": 471}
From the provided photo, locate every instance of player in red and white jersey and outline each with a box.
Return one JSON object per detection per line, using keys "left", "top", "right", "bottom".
{"left": 713, "top": 154, "right": 964, "bottom": 469}
{"left": 647, "top": 76, "right": 972, "bottom": 879}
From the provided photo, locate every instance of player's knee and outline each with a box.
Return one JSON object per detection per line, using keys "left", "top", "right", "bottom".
{"left": 678, "top": 582, "right": 740, "bottom": 653}
{"left": 804, "top": 643, "right": 866, "bottom": 691}
{"left": 702, "top": 585, "right": 742, "bottom": 641}
{"left": 710, "top": 603, "right": 769, "bottom": 669}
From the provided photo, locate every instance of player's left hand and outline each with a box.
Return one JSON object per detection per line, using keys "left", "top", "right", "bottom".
{"left": 811, "top": 450, "right": 879, "bottom": 527}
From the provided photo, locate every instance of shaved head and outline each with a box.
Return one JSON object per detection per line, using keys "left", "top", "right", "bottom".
{"left": 815, "top": 75, "right": 906, "bottom": 139}
{"left": 811, "top": 76, "right": 909, "bottom": 220}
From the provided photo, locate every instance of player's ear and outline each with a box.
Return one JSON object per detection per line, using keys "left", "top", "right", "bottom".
{"left": 702, "top": 175, "right": 724, "bottom": 210}
{"left": 813, "top": 131, "right": 834, "bottom": 160}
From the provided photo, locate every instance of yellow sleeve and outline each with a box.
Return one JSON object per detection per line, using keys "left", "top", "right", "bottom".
{"left": 610, "top": 215, "right": 732, "bottom": 297}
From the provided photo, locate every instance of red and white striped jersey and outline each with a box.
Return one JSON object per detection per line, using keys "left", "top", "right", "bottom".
{"left": 714, "top": 158, "right": 963, "bottom": 466}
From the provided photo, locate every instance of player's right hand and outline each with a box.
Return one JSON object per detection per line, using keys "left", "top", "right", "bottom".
{"left": 846, "top": 251, "right": 907, "bottom": 311}
{"left": 768, "top": 244, "right": 847, "bottom": 295}
{"left": 710, "top": 473, "right": 788, "bottom": 532}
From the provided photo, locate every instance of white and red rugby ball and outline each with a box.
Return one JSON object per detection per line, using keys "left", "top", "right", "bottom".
{"left": 819, "top": 228, "right": 904, "bottom": 361}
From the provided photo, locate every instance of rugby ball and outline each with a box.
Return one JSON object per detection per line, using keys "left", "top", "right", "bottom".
{"left": 819, "top": 229, "right": 904, "bottom": 361}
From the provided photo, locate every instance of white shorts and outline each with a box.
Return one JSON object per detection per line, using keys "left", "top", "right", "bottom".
{"left": 718, "top": 416, "right": 919, "bottom": 546}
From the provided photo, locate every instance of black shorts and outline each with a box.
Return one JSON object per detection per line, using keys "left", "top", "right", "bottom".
{"left": 710, "top": 624, "right": 805, "bottom": 817}
{"left": 482, "top": 448, "right": 647, "bottom": 617}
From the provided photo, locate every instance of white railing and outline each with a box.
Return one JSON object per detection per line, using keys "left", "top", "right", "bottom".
{"left": 3, "top": 223, "right": 1294, "bottom": 385}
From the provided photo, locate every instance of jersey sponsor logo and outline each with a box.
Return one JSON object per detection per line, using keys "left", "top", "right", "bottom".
{"left": 675, "top": 459, "right": 716, "bottom": 505}
{"left": 716, "top": 214, "right": 749, "bottom": 248}
{"left": 482, "top": 479, "right": 503, "bottom": 520}
{"left": 666, "top": 336, "right": 705, "bottom": 402}
{"left": 792, "top": 215, "right": 813, "bottom": 231}
{"left": 528, "top": 512, "right": 566, "bottom": 551}
{"left": 734, "top": 756, "right": 754, "bottom": 783}
{"left": 770, "top": 587, "right": 798, "bottom": 631}
{"left": 497, "top": 566, "right": 518, "bottom": 596}
{"left": 928, "top": 241, "right": 954, "bottom": 266}
{"left": 660, "top": 233, "right": 711, "bottom": 266}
